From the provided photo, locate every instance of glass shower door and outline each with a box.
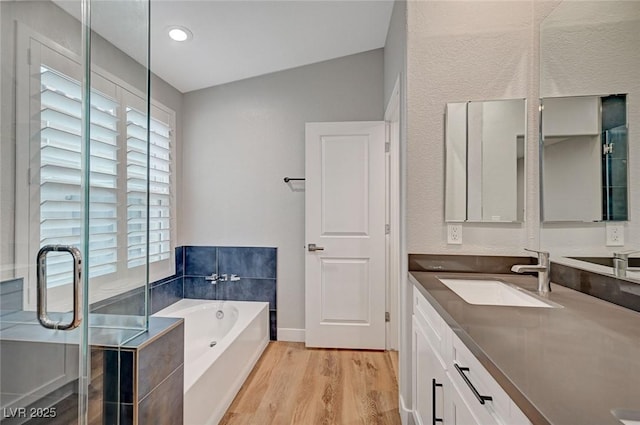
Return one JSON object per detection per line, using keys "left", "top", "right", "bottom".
{"left": 0, "top": 1, "right": 92, "bottom": 423}
{"left": 1, "top": 0, "right": 150, "bottom": 424}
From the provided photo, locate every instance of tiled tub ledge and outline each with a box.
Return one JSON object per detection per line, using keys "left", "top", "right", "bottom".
{"left": 106, "top": 317, "right": 185, "bottom": 425}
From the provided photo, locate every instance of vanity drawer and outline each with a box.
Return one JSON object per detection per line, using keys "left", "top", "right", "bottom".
{"left": 451, "top": 333, "right": 530, "bottom": 425}
{"left": 413, "top": 286, "right": 449, "bottom": 363}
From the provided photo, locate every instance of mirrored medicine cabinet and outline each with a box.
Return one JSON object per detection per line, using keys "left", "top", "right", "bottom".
{"left": 445, "top": 99, "right": 526, "bottom": 223}
{"left": 541, "top": 94, "right": 628, "bottom": 222}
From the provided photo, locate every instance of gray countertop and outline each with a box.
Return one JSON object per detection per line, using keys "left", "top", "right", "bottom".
{"left": 410, "top": 271, "right": 640, "bottom": 425}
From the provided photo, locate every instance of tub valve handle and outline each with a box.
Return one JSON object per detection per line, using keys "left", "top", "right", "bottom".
{"left": 205, "top": 273, "right": 219, "bottom": 284}
{"left": 230, "top": 274, "right": 240, "bottom": 281}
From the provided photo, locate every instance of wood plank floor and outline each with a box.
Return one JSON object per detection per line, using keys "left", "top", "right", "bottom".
{"left": 219, "top": 342, "right": 401, "bottom": 425}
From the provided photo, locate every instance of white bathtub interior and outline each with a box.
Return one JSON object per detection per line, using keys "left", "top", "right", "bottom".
{"left": 154, "top": 299, "right": 269, "bottom": 425}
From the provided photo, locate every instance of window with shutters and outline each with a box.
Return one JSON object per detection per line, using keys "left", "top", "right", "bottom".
{"left": 126, "top": 106, "right": 173, "bottom": 268}
{"left": 39, "top": 66, "right": 120, "bottom": 285}
{"left": 24, "top": 42, "right": 176, "bottom": 294}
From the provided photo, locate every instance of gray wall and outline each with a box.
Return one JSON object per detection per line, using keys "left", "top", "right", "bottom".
{"left": 181, "top": 49, "right": 384, "bottom": 335}
{"left": 0, "top": 0, "right": 183, "bottom": 281}
{"left": 384, "top": 0, "right": 407, "bottom": 107}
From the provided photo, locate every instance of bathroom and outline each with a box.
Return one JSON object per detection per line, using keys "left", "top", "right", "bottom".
{"left": 1, "top": 0, "right": 639, "bottom": 424}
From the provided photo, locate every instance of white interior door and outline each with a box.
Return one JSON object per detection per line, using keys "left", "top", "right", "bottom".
{"left": 305, "top": 121, "right": 386, "bottom": 349}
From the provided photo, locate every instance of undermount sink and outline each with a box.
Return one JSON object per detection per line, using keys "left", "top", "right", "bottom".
{"left": 437, "top": 278, "right": 556, "bottom": 308}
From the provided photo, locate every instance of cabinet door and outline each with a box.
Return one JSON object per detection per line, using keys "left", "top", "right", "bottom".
{"left": 413, "top": 317, "right": 447, "bottom": 425}
{"left": 449, "top": 381, "right": 480, "bottom": 425}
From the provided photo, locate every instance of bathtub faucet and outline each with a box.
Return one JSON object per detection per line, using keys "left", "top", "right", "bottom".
{"left": 205, "top": 273, "right": 220, "bottom": 284}
{"left": 206, "top": 273, "right": 240, "bottom": 284}
{"left": 218, "top": 274, "right": 241, "bottom": 282}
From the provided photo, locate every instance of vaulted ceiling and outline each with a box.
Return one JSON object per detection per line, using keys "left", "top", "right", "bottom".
{"left": 56, "top": 0, "right": 394, "bottom": 93}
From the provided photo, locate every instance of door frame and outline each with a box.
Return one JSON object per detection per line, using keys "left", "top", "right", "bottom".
{"left": 304, "top": 121, "right": 387, "bottom": 349}
{"left": 385, "top": 77, "right": 401, "bottom": 351}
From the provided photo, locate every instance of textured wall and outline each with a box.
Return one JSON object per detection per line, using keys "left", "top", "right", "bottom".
{"left": 400, "top": 0, "right": 560, "bottom": 412}
{"left": 539, "top": 1, "right": 640, "bottom": 255}
{"left": 406, "top": 0, "right": 550, "bottom": 255}
{"left": 181, "top": 50, "right": 384, "bottom": 333}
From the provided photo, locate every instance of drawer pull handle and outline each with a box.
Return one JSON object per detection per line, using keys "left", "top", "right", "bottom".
{"left": 454, "top": 363, "right": 493, "bottom": 405}
{"left": 432, "top": 378, "right": 443, "bottom": 424}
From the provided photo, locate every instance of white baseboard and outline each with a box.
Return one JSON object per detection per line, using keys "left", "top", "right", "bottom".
{"left": 277, "top": 327, "right": 305, "bottom": 342}
{"left": 400, "top": 394, "right": 413, "bottom": 425}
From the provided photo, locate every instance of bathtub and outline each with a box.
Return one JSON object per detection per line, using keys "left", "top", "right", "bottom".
{"left": 154, "top": 299, "right": 269, "bottom": 425}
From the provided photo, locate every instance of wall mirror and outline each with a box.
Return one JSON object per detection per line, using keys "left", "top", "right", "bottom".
{"left": 540, "top": 0, "right": 640, "bottom": 279}
{"left": 445, "top": 99, "right": 526, "bottom": 223}
{"left": 541, "top": 94, "right": 628, "bottom": 222}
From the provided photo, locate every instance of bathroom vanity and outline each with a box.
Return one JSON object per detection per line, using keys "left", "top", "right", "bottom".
{"left": 409, "top": 269, "right": 640, "bottom": 425}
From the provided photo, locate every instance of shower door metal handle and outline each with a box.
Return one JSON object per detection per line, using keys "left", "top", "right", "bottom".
{"left": 37, "top": 245, "right": 83, "bottom": 331}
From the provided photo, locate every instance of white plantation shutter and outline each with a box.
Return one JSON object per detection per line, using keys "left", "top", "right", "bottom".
{"left": 126, "top": 105, "right": 173, "bottom": 268}
{"left": 32, "top": 59, "right": 175, "bottom": 291}
{"left": 39, "top": 66, "right": 119, "bottom": 285}
{"left": 148, "top": 112, "right": 172, "bottom": 264}
{"left": 17, "top": 35, "right": 177, "bottom": 309}
{"left": 126, "top": 106, "right": 148, "bottom": 268}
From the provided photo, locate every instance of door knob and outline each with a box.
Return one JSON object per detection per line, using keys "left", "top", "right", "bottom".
{"left": 308, "top": 243, "right": 324, "bottom": 252}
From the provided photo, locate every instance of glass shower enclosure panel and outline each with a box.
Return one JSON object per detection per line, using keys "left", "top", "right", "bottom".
{"left": 0, "top": 1, "right": 150, "bottom": 424}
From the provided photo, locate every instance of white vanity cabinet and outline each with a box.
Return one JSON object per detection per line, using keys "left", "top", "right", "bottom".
{"left": 412, "top": 316, "right": 447, "bottom": 425}
{"left": 412, "top": 277, "right": 450, "bottom": 425}
{"left": 412, "top": 285, "right": 532, "bottom": 425}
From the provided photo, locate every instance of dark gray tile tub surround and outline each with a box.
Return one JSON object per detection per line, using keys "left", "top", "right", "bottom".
{"left": 91, "top": 275, "right": 184, "bottom": 316}
{"left": 185, "top": 245, "right": 217, "bottom": 276}
{"left": 92, "top": 285, "right": 147, "bottom": 316}
{"left": 175, "top": 245, "right": 184, "bottom": 276}
{"left": 89, "top": 246, "right": 277, "bottom": 338}
{"left": 104, "top": 317, "right": 184, "bottom": 425}
{"left": 218, "top": 246, "right": 277, "bottom": 279}
{"left": 149, "top": 275, "right": 184, "bottom": 314}
{"left": 550, "top": 261, "right": 640, "bottom": 313}
{"left": 181, "top": 246, "right": 278, "bottom": 340}
{"left": 137, "top": 364, "right": 184, "bottom": 425}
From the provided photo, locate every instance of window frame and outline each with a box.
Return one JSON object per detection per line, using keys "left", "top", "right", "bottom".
{"left": 15, "top": 24, "right": 176, "bottom": 310}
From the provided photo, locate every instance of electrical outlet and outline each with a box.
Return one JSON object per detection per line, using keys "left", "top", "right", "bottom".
{"left": 447, "top": 224, "right": 462, "bottom": 245}
{"left": 606, "top": 223, "right": 625, "bottom": 246}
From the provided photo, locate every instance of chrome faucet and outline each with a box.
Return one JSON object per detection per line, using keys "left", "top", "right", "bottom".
{"left": 205, "top": 273, "right": 220, "bottom": 284}
{"left": 206, "top": 273, "right": 240, "bottom": 284}
{"left": 511, "top": 248, "right": 551, "bottom": 294}
{"left": 613, "top": 250, "right": 640, "bottom": 277}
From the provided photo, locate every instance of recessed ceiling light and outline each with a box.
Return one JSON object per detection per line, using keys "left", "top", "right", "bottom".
{"left": 168, "top": 26, "right": 192, "bottom": 42}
